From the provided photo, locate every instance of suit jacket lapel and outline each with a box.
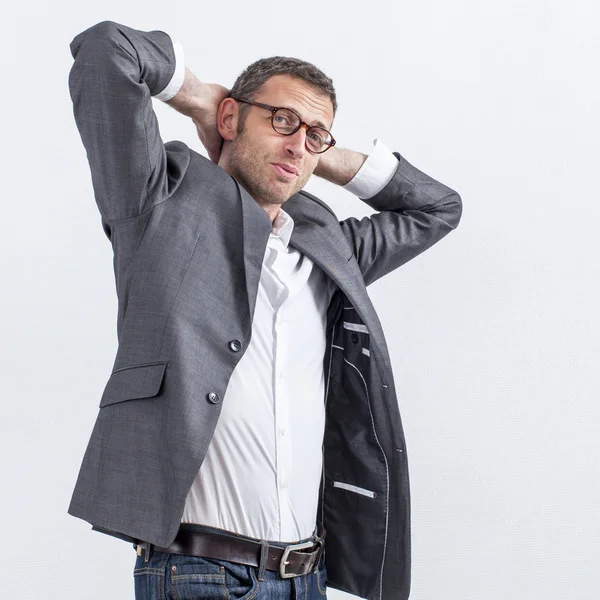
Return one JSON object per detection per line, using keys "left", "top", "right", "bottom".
{"left": 236, "top": 182, "right": 390, "bottom": 377}
{"left": 285, "top": 194, "right": 392, "bottom": 377}
{"left": 236, "top": 180, "right": 273, "bottom": 322}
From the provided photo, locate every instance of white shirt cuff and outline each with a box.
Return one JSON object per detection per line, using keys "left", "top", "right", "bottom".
{"left": 154, "top": 41, "right": 185, "bottom": 101}
{"left": 342, "top": 138, "right": 399, "bottom": 199}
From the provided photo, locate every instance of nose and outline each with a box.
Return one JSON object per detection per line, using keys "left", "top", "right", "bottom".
{"left": 282, "top": 125, "right": 308, "bottom": 158}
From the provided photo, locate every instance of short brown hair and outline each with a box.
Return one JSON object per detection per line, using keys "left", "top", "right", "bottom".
{"left": 229, "top": 56, "right": 337, "bottom": 131}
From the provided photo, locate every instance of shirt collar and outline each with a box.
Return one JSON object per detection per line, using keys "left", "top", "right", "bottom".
{"left": 270, "top": 207, "right": 294, "bottom": 248}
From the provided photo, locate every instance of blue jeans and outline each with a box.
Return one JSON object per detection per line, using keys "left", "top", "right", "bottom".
{"left": 133, "top": 523, "right": 328, "bottom": 599}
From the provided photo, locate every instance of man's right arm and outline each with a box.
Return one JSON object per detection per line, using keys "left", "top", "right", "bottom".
{"left": 69, "top": 21, "right": 226, "bottom": 223}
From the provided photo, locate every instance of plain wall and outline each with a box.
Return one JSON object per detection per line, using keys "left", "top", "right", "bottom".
{"left": 1, "top": 0, "right": 598, "bottom": 598}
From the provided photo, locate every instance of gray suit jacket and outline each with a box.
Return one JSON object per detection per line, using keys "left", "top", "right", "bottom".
{"left": 66, "top": 20, "right": 462, "bottom": 600}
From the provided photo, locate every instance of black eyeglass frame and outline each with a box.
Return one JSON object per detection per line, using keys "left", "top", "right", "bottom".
{"left": 232, "top": 97, "right": 336, "bottom": 154}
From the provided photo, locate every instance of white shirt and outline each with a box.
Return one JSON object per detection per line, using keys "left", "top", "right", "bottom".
{"left": 155, "top": 42, "right": 399, "bottom": 542}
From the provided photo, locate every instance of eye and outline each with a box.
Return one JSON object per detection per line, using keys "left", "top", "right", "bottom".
{"left": 308, "top": 130, "right": 324, "bottom": 143}
{"left": 274, "top": 114, "right": 292, "bottom": 126}
{"left": 273, "top": 108, "right": 300, "bottom": 131}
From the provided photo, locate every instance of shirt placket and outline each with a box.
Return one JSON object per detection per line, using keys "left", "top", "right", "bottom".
{"left": 268, "top": 239, "right": 294, "bottom": 539}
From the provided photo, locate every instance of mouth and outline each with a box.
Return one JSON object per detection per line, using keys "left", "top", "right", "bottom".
{"left": 272, "top": 163, "right": 298, "bottom": 180}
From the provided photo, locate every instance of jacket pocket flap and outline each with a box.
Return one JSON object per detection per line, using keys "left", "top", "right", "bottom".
{"left": 99, "top": 361, "right": 169, "bottom": 408}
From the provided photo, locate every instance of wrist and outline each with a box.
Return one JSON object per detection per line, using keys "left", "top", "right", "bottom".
{"left": 314, "top": 147, "right": 367, "bottom": 186}
{"left": 166, "top": 67, "right": 213, "bottom": 117}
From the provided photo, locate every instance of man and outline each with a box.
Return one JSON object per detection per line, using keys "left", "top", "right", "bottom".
{"left": 67, "top": 20, "right": 461, "bottom": 600}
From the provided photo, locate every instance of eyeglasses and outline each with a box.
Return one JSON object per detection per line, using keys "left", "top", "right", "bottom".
{"left": 232, "top": 97, "right": 336, "bottom": 154}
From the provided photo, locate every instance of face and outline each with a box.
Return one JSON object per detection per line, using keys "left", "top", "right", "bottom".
{"left": 225, "top": 75, "right": 334, "bottom": 209}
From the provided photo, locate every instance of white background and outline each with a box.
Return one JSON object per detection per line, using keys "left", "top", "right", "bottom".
{"left": 1, "top": 0, "right": 599, "bottom": 598}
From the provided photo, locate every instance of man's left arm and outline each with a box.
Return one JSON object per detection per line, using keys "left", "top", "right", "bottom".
{"left": 314, "top": 140, "right": 462, "bottom": 287}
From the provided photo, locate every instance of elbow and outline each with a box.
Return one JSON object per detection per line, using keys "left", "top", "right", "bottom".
{"left": 450, "top": 192, "right": 463, "bottom": 229}
{"left": 437, "top": 191, "right": 463, "bottom": 230}
{"left": 78, "top": 20, "right": 121, "bottom": 39}
{"left": 69, "top": 20, "right": 121, "bottom": 58}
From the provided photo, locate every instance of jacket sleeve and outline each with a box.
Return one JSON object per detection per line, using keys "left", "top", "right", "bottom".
{"left": 339, "top": 151, "right": 462, "bottom": 287}
{"left": 68, "top": 20, "right": 180, "bottom": 221}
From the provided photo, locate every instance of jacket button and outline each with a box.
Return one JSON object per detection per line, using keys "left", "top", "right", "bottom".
{"left": 351, "top": 333, "right": 359, "bottom": 344}
{"left": 229, "top": 339, "right": 242, "bottom": 352}
{"left": 207, "top": 392, "right": 221, "bottom": 404}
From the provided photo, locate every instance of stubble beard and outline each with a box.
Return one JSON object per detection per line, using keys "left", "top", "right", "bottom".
{"left": 228, "top": 130, "right": 307, "bottom": 208}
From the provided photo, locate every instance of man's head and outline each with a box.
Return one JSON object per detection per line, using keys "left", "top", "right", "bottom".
{"left": 216, "top": 57, "right": 337, "bottom": 215}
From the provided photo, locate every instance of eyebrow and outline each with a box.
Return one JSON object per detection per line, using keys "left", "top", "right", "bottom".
{"left": 282, "top": 105, "right": 329, "bottom": 130}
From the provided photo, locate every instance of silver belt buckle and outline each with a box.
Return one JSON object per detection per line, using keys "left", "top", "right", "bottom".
{"left": 279, "top": 540, "right": 318, "bottom": 579}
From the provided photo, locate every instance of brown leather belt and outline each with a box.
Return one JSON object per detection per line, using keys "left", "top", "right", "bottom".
{"left": 139, "top": 522, "right": 326, "bottom": 579}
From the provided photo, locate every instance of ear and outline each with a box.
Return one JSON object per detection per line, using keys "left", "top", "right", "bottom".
{"left": 217, "top": 98, "right": 239, "bottom": 141}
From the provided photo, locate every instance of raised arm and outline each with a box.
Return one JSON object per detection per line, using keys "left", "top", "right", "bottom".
{"left": 69, "top": 20, "right": 186, "bottom": 221}
{"left": 315, "top": 142, "right": 462, "bottom": 287}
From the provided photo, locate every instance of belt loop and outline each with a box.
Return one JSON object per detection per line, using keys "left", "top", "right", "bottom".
{"left": 257, "top": 541, "right": 269, "bottom": 581}
{"left": 143, "top": 542, "right": 154, "bottom": 563}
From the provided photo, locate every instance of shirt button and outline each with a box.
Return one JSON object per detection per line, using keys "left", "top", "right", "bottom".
{"left": 280, "top": 428, "right": 287, "bottom": 436}
{"left": 281, "top": 481, "right": 288, "bottom": 489}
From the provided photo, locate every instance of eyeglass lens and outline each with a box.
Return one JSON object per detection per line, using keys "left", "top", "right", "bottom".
{"left": 272, "top": 108, "right": 332, "bottom": 152}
